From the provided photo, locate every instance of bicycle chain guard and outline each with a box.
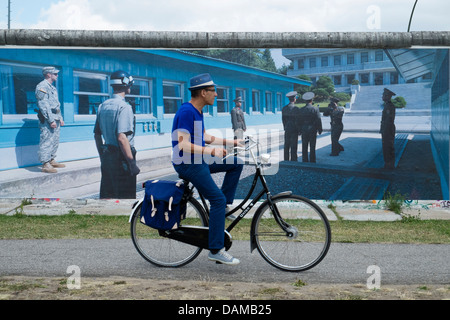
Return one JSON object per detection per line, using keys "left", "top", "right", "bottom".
{"left": 161, "top": 226, "right": 232, "bottom": 251}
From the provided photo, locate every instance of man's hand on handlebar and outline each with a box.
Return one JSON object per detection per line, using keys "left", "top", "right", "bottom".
{"left": 235, "top": 139, "right": 245, "bottom": 148}
{"left": 211, "top": 147, "right": 227, "bottom": 158}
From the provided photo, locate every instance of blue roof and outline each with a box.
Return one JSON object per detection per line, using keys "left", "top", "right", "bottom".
{"left": 138, "top": 49, "right": 311, "bottom": 86}
{"left": 385, "top": 49, "right": 437, "bottom": 81}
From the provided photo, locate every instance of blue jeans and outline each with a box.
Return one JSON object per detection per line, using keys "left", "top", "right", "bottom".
{"left": 174, "top": 158, "right": 243, "bottom": 250}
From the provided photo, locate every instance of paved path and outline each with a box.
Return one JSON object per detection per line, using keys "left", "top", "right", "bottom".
{"left": 0, "top": 239, "right": 448, "bottom": 285}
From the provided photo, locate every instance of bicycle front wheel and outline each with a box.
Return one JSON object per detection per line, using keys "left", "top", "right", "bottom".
{"left": 252, "top": 195, "right": 331, "bottom": 272}
{"left": 130, "top": 197, "right": 208, "bottom": 267}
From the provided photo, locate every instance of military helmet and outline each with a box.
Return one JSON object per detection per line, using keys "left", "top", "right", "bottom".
{"left": 110, "top": 70, "right": 134, "bottom": 88}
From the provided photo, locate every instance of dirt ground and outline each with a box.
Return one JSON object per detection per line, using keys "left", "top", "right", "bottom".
{"left": 1, "top": 276, "right": 448, "bottom": 300}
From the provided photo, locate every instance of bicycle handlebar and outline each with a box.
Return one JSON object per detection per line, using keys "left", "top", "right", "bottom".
{"left": 222, "top": 136, "right": 258, "bottom": 161}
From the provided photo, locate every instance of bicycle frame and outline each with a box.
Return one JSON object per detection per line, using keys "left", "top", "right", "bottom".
{"left": 197, "top": 164, "right": 270, "bottom": 230}
{"left": 191, "top": 137, "right": 295, "bottom": 251}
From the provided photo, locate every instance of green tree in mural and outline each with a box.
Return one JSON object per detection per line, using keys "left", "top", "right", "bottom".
{"left": 313, "top": 88, "right": 330, "bottom": 102}
{"left": 294, "top": 74, "right": 312, "bottom": 97}
{"left": 259, "top": 49, "right": 277, "bottom": 72}
{"left": 315, "top": 76, "right": 335, "bottom": 94}
{"left": 187, "top": 49, "right": 277, "bottom": 73}
{"left": 391, "top": 96, "right": 407, "bottom": 108}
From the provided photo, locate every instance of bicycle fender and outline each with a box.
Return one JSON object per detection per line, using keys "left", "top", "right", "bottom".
{"left": 128, "top": 198, "right": 143, "bottom": 223}
{"left": 249, "top": 191, "right": 292, "bottom": 253}
{"left": 272, "top": 191, "right": 292, "bottom": 197}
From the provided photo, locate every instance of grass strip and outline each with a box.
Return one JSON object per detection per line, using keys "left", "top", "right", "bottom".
{"left": 0, "top": 213, "right": 449, "bottom": 244}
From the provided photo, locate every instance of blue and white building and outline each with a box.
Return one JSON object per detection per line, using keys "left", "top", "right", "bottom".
{"left": 282, "top": 48, "right": 432, "bottom": 91}
{"left": 0, "top": 49, "right": 310, "bottom": 171}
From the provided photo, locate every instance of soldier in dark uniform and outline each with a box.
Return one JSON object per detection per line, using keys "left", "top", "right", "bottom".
{"left": 230, "top": 96, "right": 246, "bottom": 140}
{"left": 323, "top": 97, "right": 345, "bottom": 156}
{"left": 94, "top": 70, "right": 140, "bottom": 199}
{"left": 298, "top": 92, "right": 322, "bottom": 163}
{"left": 281, "top": 91, "right": 300, "bottom": 161}
{"left": 380, "top": 88, "right": 397, "bottom": 169}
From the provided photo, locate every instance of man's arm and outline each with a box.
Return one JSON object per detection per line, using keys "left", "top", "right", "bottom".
{"left": 117, "top": 133, "right": 133, "bottom": 161}
{"left": 117, "top": 133, "right": 140, "bottom": 175}
{"left": 94, "top": 133, "right": 104, "bottom": 156}
{"left": 177, "top": 131, "right": 225, "bottom": 158}
{"left": 316, "top": 109, "right": 323, "bottom": 134}
{"left": 36, "top": 88, "right": 57, "bottom": 127}
{"left": 93, "top": 119, "right": 104, "bottom": 156}
{"left": 230, "top": 109, "right": 238, "bottom": 130}
{"left": 205, "top": 132, "right": 243, "bottom": 148}
{"left": 241, "top": 111, "right": 247, "bottom": 131}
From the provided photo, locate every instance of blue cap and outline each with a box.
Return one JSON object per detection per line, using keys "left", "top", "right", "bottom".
{"left": 188, "top": 73, "right": 216, "bottom": 91}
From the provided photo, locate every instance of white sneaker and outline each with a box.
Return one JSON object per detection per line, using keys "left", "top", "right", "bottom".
{"left": 208, "top": 249, "right": 240, "bottom": 265}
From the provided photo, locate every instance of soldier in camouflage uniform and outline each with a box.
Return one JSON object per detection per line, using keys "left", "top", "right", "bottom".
{"left": 323, "top": 97, "right": 345, "bottom": 156}
{"left": 380, "top": 88, "right": 397, "bottom": 169}
{"left": 35, "top": 66, "right": 65, "bottom": 173}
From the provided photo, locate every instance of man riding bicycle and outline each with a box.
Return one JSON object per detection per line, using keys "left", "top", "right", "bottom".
{"left": 171, "top": 73, "right": 244, "bottom": 265}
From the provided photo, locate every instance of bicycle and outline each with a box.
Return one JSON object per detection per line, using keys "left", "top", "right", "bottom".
{"left": 129, "top": 136, "right": 331, "bottom": 272}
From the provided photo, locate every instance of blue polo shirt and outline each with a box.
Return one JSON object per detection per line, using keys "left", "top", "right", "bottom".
{"left": 172, "top": 102, "right": 205, "bottom": 165}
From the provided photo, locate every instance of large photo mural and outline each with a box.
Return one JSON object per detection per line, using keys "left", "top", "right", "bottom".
{"left": 0, "top": 48, "right": 448, "bottom": 201}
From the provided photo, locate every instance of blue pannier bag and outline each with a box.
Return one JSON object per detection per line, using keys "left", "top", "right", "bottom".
{"left": 140, "top": 179, "right": 186, "bottom": 230}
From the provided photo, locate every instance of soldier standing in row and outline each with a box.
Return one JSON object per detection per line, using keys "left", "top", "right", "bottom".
{"left": 35, "top": 66, "right": 65, "bottom": 173}
{"left": 323, "top": 97, "right": 345, "bottom": 156}
{"left": 298, "top": 92, "right": 322, "bottom": 163}
{"left": 380, "top": 88, "right": 397, "bottom": 169}
{"left": 94, "top": 70, "right": 140, "bottom": 199}
{"left": 282, "top": 91, "right": 300, "bottom": 161}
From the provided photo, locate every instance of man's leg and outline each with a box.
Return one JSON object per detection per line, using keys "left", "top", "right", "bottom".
{"left": 310, "top": 133, "right": 317, "bottom": 163}
{"left": 330, "top": 128, "right": 339, "bottom": 156}
{"left": 50, "top": 121, "right": 61, "bottom": 161}
{"left": 291, "top": 134, "right": 298, "bottom": 161}
{"left": 99, "top": 150, "right": 118, "bottom": 199}
{"left": 38, "top": 122, "right": 53, "bottom": 165}
{"left": 302, "top": 134, "right": 309, "bottom": 162}
{"left": 209, "top": 158, "right": 243, "bottom": 205}
{"left": 337, "top": 125, "right": 344, "bottom": 152}
{"left": 174, "top": 163, "right": 227, "bottom": 251}
{"left": 284, "top": 132, "right": 290, "bottom": 161}
{"left": 38, "top": 123, "right": 58, "bottom": 173}
{"left": 383, "top": 134, "right": 396, "bottom": 169}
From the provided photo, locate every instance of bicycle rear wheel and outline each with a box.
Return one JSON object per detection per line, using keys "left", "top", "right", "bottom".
{"left": 130, "top": 197, "right": 208, "bottom": 267}
{"left": 252, "top": 195, "right": 331, "bottom": 272}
